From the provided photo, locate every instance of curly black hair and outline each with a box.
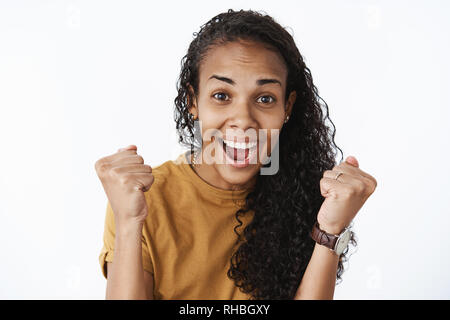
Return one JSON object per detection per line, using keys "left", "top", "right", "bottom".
{"left": 173, "top": 9, "right": 357, "bottom": 300}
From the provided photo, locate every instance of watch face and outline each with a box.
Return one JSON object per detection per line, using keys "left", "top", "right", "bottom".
{"left": 335, "top": 229, "right": 351, "bottom": 255}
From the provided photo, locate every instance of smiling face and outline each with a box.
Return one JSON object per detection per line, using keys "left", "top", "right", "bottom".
{"left": 189, "top": 39, "right": 297, "bottom": 190}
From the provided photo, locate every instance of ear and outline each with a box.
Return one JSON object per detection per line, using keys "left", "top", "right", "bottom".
{"left": 285, "top": 90, "right": 296, "bottom": 117}
{"left": 187, "top": 84, "right": 198, "bottom": 118}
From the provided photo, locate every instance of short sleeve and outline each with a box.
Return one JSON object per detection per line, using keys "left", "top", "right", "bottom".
{"left": 98, "top": 201, "right": 154, "bottom": 279}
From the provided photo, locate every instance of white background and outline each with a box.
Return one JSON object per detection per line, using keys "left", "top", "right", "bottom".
{"left": 0, "top": 0, "right": 449, "bottom": 299}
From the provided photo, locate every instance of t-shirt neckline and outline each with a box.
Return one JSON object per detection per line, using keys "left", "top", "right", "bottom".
{"left": 175, "top": 151, "right": 251, "bottom": 201}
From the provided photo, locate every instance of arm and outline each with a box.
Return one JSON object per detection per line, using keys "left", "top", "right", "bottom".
{"left": 95, "top": 144, "right": 155, "bottom": 300}
{"left": 106, "top": 221, "right": 154, "bottom": 300}
{"left": 293, "top": 241, "right": 339, "bottom": 300}
{"left": 294, "top": 156, "right": 377, "bottom": 299}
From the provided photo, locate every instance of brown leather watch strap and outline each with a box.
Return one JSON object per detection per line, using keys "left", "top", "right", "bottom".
{"left": 310, "top": 221, "right": 339, "bottom": 250}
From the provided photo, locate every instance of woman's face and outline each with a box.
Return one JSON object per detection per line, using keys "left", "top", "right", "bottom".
{"left": 189, "top": 39, "right": 296, "bottom": 190}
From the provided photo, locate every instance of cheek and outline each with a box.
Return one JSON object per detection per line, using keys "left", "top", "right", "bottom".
{"left": 257, "top": 117, "right": 284, "bottom": 156}
{"left": 197, "top": 103, "right": 224, "bottom": 127}
{"left": 255, "top": 106, "right": 285, "bottom": 128}
{"left": 199, "top": 119, "right": 223, "bottom": 145}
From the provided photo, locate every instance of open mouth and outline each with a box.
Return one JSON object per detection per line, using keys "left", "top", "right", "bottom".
{"left": 216, "top": 136, "right": 258, "bottom": 165}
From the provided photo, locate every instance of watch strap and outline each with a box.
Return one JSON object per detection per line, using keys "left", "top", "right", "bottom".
{"left": 310, "top": 221, "right": 339, "bottom": 250}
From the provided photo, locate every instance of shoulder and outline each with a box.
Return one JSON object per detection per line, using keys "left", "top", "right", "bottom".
{"left": 143, "top": 152, "right": 190, "bottom": 204}
{"left": 150, "top": 152, "right": 189, "bottom": 184}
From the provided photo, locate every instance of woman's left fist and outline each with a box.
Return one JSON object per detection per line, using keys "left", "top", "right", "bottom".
{"left": 316, "top": 156, "right": 377, "bottom": 235}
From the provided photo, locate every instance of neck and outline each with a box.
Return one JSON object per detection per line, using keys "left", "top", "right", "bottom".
{"left": 190, "top": 151, "right": 256, "bottom": 191}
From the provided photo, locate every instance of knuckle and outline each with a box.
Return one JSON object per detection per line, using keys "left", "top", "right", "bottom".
{"left": 323, "top": 169, "right": 332, "bottom": 177}
{"left": 119, "top": 174, "right": 131, "bottom": 186}
{"left": 94, "top": 159, "right": 102, "bottom": 171}
{"left": 136, "top": 155, "right": 144, "bottom": 163}
{"left": 96, "top": 162, "right": 110, "bottom": 175}
{"left": 346, "top": 190, "right": 356, "bottom": 199}
{"left": 370, "top": 180, "right": 377, "bottom": 194}
{"left": 356, "top": 180, "right": 366, "bottom": 194}
{"left": 364, "top": 176, "right": 377, "bottom": 195}
{"left": 109, "top": 166, "right": 120, "bottom": 177}
{"left": 342, "top": 186, "right": 356, "bottom": 198}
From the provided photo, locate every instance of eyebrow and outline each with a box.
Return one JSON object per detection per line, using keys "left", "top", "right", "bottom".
{"left": 208, "top": 74, "right": 282, "bottom": 86}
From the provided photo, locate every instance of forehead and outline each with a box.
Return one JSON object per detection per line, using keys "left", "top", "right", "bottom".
{"left": 198, "top": 40, "right": 288, "bottom": 84}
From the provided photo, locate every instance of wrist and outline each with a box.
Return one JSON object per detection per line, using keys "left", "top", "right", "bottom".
{"left": 311, "top": 219, "right": 354, "bottom": 257}
{"left": 115, "top": 219, "right": 144, "bottom": 238}
{"left": 317, "top": 222, "right": 345, "bottom": 235}
{"left": 314, "top": 241, "right": 341, "bottom": 259}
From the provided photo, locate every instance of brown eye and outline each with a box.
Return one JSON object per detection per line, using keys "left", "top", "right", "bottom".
{"left": 212, "top": 92, "right": 229, "bottom": 101}
{"left": 257, "top": 95, "right": 276, "bottom": 104}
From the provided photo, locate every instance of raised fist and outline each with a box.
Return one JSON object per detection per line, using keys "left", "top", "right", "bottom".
{"left": 95, "top": 145, "right": 154, "bottom": 226}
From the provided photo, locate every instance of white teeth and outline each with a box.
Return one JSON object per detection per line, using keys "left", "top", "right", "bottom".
{"left": 223, "top": 139, "right": 257, "bottom": 149}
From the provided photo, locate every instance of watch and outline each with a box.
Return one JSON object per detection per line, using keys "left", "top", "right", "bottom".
{"left": 310, "top": 221, "right": 352, "bottom": 256}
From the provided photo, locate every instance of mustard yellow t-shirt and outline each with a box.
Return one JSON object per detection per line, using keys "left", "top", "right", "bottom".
{"left": 99, "top": 151, "right": 255, "bottom": 299}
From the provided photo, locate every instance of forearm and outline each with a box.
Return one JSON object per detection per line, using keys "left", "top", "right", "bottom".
{"left": 293, "top": 242, "right": 340, "bottom": 300}
{"left": 106, "top": 221, "right": 148, "bottom": 300}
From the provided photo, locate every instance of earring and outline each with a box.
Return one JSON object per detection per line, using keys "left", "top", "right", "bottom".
{"left": 284, "top": 115, "right": 290, "bottom": 123}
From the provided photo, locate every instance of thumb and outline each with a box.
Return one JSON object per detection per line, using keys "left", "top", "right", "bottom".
{"left": 118, "top": 144, "right": 137, "bottom": 152}
{"left": 345, "top": 155, "right": 359, "bottom": 167}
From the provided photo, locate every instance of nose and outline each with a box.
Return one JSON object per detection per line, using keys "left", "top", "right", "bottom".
{"left": 228, "top": 100, "right": 258, "bottom": 132}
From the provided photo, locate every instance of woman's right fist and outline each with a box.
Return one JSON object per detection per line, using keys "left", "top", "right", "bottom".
{"left": 95, "top": 145, "right": 154, "bottom": 225}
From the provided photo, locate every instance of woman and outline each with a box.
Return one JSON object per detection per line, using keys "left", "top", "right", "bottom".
{"left": 96, "top": 9, "right": 377, "bottom": 300}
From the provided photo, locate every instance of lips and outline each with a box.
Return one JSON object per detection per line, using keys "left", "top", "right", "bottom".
{"left": 217, "top": 136, "right": 257, "bottom": 163}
